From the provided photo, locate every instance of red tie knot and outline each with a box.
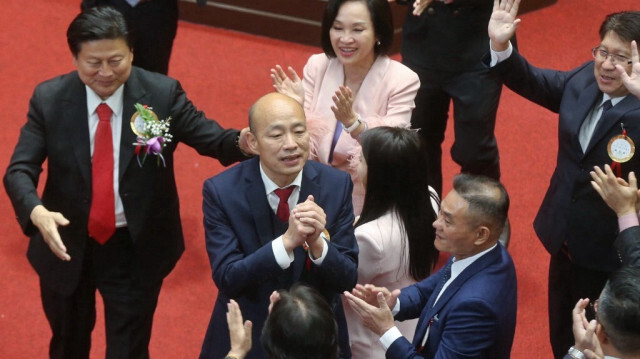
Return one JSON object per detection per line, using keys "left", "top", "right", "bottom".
{"left": 96, "top": 103, "right": 113, "bottom": 123}
{"left": 274, "top": 186, "right": 295, "bottom": 203}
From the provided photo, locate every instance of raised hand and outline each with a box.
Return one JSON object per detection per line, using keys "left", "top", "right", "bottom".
{"left": 351, "top": 283, "right": 400, "bottom": 309}
{"left": 590, "top": 165, "right": 639, "bottom": 217}
{"left": 270, "top": 65, "right": 305, "bottom": 105}
{"left": 488, "top": 0, "right": 521, "bottom": 51}
{"left": 331, "top": 85, "right": 358, "bottom": 127}
{"left": 616, "top": 40, "right": 640, "bottom": 99}
{"left": 226, "top": 299, "right": 253, "bottom": 359}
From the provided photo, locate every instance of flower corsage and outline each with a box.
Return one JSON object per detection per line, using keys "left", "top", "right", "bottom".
{"left": 130, "top": 103, "right": 173, "bottom": 167}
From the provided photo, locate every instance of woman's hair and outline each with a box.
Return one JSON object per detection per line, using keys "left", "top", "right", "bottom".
{"left": 261, "top": 284, "right": 339, "bottom": 359}
{"left": 357, "top": 127, "right": 438, "bottom": 281}
{"left": 320, "top": 0, "right": 393, "bottom": 58}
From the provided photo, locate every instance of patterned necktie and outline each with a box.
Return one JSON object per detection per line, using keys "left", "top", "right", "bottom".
{"left": 432, "top": 259, "right": 453, "bottom": 307}
{"left": 274, "top": 186, "right": 295, "bottom": 222}
{"left": 88, "top": 103, "right": 115, "bottom": 244}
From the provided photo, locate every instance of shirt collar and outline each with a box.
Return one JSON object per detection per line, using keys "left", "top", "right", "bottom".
{"left": 602, "top": 93, "right": 627, "bottom": 108}
{"left": 86, "top": 84, "right": 125, "bottom": 116}
{"left": 259, "top": 162, "right": 303, "bottom": 194}
{"left": 451, "top": 244, "right": 498, "bottom": 279}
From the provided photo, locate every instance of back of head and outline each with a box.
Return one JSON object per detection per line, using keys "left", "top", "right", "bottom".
{"left": 67, "top": 6, "right": 132, "bottom": 57}
{"left": 261, "top": 284, "right": 339, "bottom": 359}
{"left": 452, "top": 174, "right": 509, "bottom": 242}
{"left": 358, "top": 126, "right": 437, "bottom": 280}
{"left": 321, "top": 0, "right": 393, "bottom": 57}
{"left": 600, "top": 11, "right": 640, "bottom": 43}
{"left": 598, "top": 266, "right": 640, "bottom": 356}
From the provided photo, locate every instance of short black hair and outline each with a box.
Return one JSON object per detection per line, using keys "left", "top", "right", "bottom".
{"left": 452, "top": 174, "right": 509, "bottom": 239}
{"left": 598, "top": 266, "right": 640, "bottom": 355}
{"left": 321, "top": 0, "right": 393, "bottom": 58}
{"left": 599, "top": 11, "right": 640, "bottom": 44}
{"left": 261, "top": 284, "right": 339, "bottom": 359}
{"left": 67, "top": 6, "right": 132, "bottom": 57}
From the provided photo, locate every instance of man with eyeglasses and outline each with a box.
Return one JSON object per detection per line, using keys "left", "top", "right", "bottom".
{"left": 487, "top": 0, "right": 640, "bottom": 358}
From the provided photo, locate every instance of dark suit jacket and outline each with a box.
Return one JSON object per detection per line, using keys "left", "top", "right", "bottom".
{"left": 400, "top": 0, "right": 494, "bottom": 72}
{"left": 615, "top": 226, "right": 640, "bottom": 266}
{"left": 490, "top": 50, "right": 640, "bottom": 271}
{"left": 3, "top": 66, "right": 244, "bottom": 295}
{"left": 387, "top": 244, "right": 517, "bottom": 359}
{"left": 200, "top": 158, "right": 358, "bottom": 359}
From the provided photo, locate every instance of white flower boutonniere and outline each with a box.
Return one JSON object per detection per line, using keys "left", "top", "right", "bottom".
{"left": 131, "top": 103, "right": 173, "bottom": 167}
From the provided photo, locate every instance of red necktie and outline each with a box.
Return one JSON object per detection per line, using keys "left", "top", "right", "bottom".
{"left": 274, "top": 186, "right": 295, "bottom": 222}
{"left": 88, "top": 103, "right": 116, "bottom": 244}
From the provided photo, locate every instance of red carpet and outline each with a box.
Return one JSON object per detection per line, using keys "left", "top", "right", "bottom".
{"left": 0, "top": 0, "right": 637, "bottom": 357}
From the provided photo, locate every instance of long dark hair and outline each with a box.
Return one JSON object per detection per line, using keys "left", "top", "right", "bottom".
{"left": 356, "top": 127, "right": 438, "bottom": 281}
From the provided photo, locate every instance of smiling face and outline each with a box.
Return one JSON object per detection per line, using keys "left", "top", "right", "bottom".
{"left": 73, "top": 38, "right": 133, "bottom": 100}
{"left": 432, "top": 190, "right": 482, "bottom": 260}
{"left": 594, "top": 31, "right": 633, "bottom": 98}
{"left": 248, "top": 94, "right": 310, "bottom": 187}
{"left": 329, "top": 1, "right": 377, "bottom": 70}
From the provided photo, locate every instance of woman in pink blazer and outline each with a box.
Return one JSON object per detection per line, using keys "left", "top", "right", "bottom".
{"left": 271, "top": 0, "right": 420, "bottom": 214}
{"left": 343, "top": 127, "right": 439, "bottom": 358}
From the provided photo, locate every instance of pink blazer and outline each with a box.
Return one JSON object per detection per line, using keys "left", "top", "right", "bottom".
{"left": 302, "top": 54, "right": 420, "bottom": 214}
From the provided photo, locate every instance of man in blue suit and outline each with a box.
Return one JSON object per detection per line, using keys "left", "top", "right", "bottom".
{"left": 199, "top": 93, "right": 358, "bottom": 359}
{"left": 488, "top": 1, "right": 640, "bottom": 357}
{"left": 344, "top": 174, "right": 517, "bottom": 358}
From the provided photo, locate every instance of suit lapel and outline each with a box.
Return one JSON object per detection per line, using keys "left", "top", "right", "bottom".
{"left": 569, "top": 82, "right": 600, "bottom": 155}
{"left": 415, "top": 246, "right": 502, "bottom": 348}
{"left": 64, "top": 74, "right": 92, "bottom": 187}
{"left": 119, "top": 68, "right": 149, "bottom": 181}
{"left": 585, "top": 94, "right": 640, "bottom": 156}
{"left": 244, "top": 158, "right": 276, "bottom": 247}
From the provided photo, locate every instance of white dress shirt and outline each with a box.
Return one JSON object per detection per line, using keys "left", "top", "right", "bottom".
{"left": 86, "top": 85, "right": 126, "bottom": 227}
{"left": 259, "top": 164, "right": 328, "bottom": 269}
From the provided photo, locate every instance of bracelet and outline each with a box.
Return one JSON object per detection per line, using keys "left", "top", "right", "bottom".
{"left": 567, "top": 346, "right": 586, "bottom": 359}
{"left": 343, "top": 115, "right": 362, "bottom": 133}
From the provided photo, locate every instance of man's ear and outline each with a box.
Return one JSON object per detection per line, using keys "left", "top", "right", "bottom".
{"left": 596, "top": 322, "right": 608, "bottom": 344}
{"left": 247, "top": 131, "right": 259, "bottom": 155}
{"left": 473, "top": 226, "right": 491, "bottom": 245}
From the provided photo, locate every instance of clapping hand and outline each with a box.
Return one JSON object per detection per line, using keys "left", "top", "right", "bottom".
{"left": 331, "top": 86, "right": 358, "bottom": 128}
{"left": 270, "top": 65, "right": 304, "bottom": 105}
{"left": 226, "top": 299, "right": 252, "bottom": 359}
{"left": 590, "top": 165, "right": 640, "bottom": 217}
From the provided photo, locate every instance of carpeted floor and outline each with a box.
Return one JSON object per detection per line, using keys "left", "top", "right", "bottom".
{"left": 0, "top": 0, "right": 637, "bottom": 357}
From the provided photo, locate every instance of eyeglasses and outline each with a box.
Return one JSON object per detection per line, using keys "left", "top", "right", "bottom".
{"left": 592, "top": 47, "right": 632, "bottom": 65}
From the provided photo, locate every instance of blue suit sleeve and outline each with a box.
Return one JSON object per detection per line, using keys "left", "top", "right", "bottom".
{"left": 203, "top": 178, "right": 283, "bottom": 298}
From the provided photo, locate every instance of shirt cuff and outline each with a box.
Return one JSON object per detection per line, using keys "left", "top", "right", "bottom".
{"left": 489, "top": 40, "right": 513, "bottom": 67}
{"left": 309, "top": 235, "right": 329, "bottom": 265}
{"left": 392, "top": 298, "right": 400, "bottom": 316}
{"left": 618, "top": 212, "right": 640, "bottom": 232}
{"left": 379, "top": 326, "right": 403, "bottom": 350}
{"left": 272, "top": 236, "right": 294, "bottom": 269}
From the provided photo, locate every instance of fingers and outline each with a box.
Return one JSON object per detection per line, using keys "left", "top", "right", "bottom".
{"left": 629, "top": 171, "right": 637, "bottom": 190}
{"left": 286, "top": 66, "right": 300, "bottom": 82}
{"left": 376, "top": 292, "right": 389, "bottom": 310}
{"left": 632, "top": 40, "right": 639, "bottom": 63}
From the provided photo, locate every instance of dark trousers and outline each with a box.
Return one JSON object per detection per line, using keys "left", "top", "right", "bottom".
{"left": 548, "top": 251, "right": 610, "bottom": 359}
{"left": 406, "top": 65, "right": 502, "bottom": 195}
{"left": 81, "top": 0, "right": 178, "bottom": 74}
{"left": 41, "top": 228, "right": 163, "bottom": 359}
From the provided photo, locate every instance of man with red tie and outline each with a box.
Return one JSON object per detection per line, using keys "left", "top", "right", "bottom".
{"left": 199, "top": 92, "right": 358, "bottom": 359}
{"left": 3, "top": 7, "right": 251, "bottom": 358}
